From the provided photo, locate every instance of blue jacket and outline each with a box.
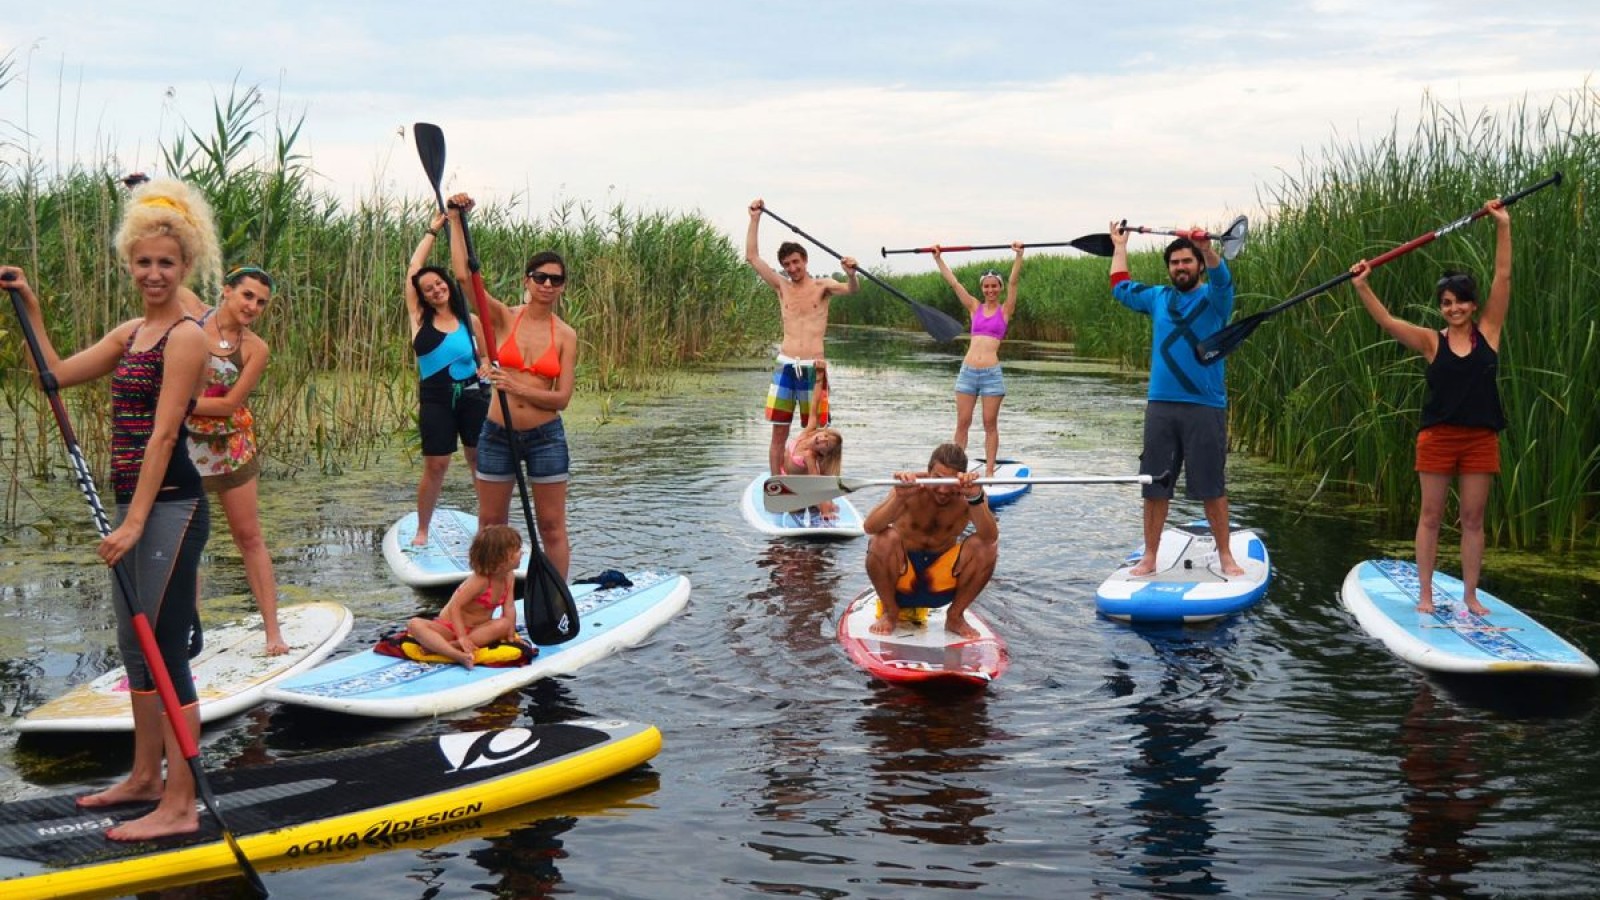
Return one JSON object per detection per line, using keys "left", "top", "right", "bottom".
{"left": 1111, "top": 260, "right": 1233, "bottom": 408}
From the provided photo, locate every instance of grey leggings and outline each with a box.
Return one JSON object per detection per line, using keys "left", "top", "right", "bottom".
{"left": 113, "top": 496, "right": 209, "bottom": 704}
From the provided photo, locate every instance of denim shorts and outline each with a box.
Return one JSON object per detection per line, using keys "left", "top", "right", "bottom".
{"left": 475, "top": 417, "right": 570, "bottom": 484}
{"left": 954, "top": 363, "right": 1005, "bottom": 398}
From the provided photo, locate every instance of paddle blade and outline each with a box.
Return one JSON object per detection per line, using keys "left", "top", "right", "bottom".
{"left": 1218, "top": 215, "right": 1249, "bottom": 260}
{"left": 523, "top": 551, "right": 580, "bottom": 645}
{"left": 1069, "top": 232, "right": 1115, "bottom": 257}
{"left": 762, "top": 474, "right": 872, "bottom": 513}
{"left": 414, "top": 122, "right": 447, "bottom": 201}
{"left": 911, "top": 300, "right": 966, "bottom": 342}
{"left": 1195, "top": 313, "right": 1265, "bottom": 364}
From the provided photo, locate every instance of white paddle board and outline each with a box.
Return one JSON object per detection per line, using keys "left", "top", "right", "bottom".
{"left": 14, "top": 602, "right": 354, "bottom": 733}
{"left": 971, "top": 458, "right": 1030, "bottom": 507}
{"left": 1340, "top": 559, "right": 1598, "bottom": 676}
{"left": 264, "top": 571, "right": 691, "bottom": 717}
{"left": 1094, "top": 521, "right": 1271, "bottom": 623}
{"left": 837, "top": 589, "right": 1008, "bottom": 687}
{"left": 740, "top": 473, "right": 864, "bottom": 539}
{"left": 382, "top": 508, "right": 534, "bottom": 588}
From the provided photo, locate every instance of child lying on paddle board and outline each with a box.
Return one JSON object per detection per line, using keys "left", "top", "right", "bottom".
{"left": 784, "top": 422, "right": 843, "bottom": 518}
{"left": 407, "top": 525, "right": 521, "bottom": 669}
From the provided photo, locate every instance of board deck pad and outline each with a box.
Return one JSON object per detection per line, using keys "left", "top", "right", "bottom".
{"left": 970, "top": 458, "right": 1030, "bottom": 507}
{"left": 264, "top": 571, "right": 690, "bottom": 717}
{"left": 15, "top": 602, "right": 354, "bottom": 733}
{"left": 1340, "top": 559, "right": 1599, "bottom": 676}
{"left": 383, "top": 508, "right": 535, "bottom": 588}
{"left": 0, "top": 720, "right": 660, "bottom": 899}
{"left": 837, "top": 589, "right": 1008, "bottom": 687}
{"left": 1094, "top": 522, "right": 1271, "bottom": 623}
{"left": 740, "top": 473, "right": 864, "bottom": 539}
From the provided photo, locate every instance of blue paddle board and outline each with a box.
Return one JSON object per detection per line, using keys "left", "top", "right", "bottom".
{"left": 1095, "top": 522, "right": 1271, "bottom": 623}
{"left": 264, "top": 571, "right": 691, "bottom": 717}
{"left": 740, "top": 473, "right": 864, "bottom": 539}
{"left": 1340, "top": 559, "right": 1598, "bottom": 676}
{"left": 971, "top": 458, "right": 1030, "bottom": 507}
{"left": 382, "top": 508, "right": 534, "bottom": 588}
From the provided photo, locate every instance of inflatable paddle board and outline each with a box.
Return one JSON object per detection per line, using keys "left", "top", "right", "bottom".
{"left": 837, "top": 589, "right": 1008, "bottom": 687}
{"left": 1340, "top": 559, "right": 1599, "bottom": 676}
{"left": 265, "top": 571, "right": 690, "bottom": 717}
{"left": 740, "top": 473, "right": 864, "bottom": 539}
{"left": 0, "top": 718, "right": 660, "bottom": 900}
{"left": 1095, "top": 522, "right": 1271, "bottom": 623}
{"left": 383, "top": 508, "right": 534, "bottom": 588}
{"left": 14, "top": 602, "right": 354, "bottom": 733}
{"left": 971, "top": 458, "right": 1030, "bottom": 507}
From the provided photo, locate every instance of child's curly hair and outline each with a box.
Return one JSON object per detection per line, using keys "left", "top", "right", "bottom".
{"left": 469, "top": 524, "right": 524, "bottom": 576}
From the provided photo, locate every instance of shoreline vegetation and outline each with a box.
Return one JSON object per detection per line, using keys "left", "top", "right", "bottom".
{"left": 2, "top": 74, "right": 1594, "bottom": 550}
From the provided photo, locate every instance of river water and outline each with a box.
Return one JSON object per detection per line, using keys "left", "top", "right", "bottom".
{"left": 2, "top": 327, "right": 1598, "bottom": 898}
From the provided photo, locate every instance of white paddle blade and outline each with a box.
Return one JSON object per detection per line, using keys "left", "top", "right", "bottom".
{"left": 762, "top": 475, "right": 884, "bottom": 513}
{"left": 1219, "top": 215, "right": 1249, "bottom": 260}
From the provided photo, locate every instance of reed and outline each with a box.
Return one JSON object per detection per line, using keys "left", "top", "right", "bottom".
{"left": 0, "top": 78, "right": 771, "bottom": 526}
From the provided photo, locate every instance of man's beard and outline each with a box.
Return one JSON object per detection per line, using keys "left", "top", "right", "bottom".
{"left": 1171, "top": 271, "right": 1199, "bottom": 291}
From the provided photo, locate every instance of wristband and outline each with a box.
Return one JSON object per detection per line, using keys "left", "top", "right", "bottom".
{"left": 966, "top": 491, "right": 986, "bottom": 506}
{"left": 427, "top": 228, "right": 440, "bottom": 237}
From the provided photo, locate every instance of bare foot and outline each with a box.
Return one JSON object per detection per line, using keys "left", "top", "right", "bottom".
{"left": 869, "top": 613, "right": 898, "bottom": 635}
{"left": 1127, "top": 560, "right": 1156, "bottom": 577}
{"left": 265, "top": 636, "right": 290, "bottom": 656}
{"left": 1416, "top": 596, "right": 1436, "bottom": 615}
{"left": 77, "top": 781, "right": 163, "bottom": 809}
{"left": 1464, "top": 596, "right": 1490, "bottom": 617}
{"left": 1219, "top": 557, "right": 1246, "bottom": 578}
{"left": 945, "top": 614, "right": 980, "bottom": 640}
{"left": 410, "top": 532, "right": 430, "bottom": 548}
{"left": 106, "top": 807, "right": 199, "bottom": 842}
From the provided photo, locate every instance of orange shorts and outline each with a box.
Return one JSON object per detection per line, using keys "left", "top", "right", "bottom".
{"left": 1416, "top": 425, "right": 1500, "bottom": 475}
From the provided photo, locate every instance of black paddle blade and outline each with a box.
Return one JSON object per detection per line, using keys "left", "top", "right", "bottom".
{"left": 1195, "top": 313, "right": 1265, "bottom": 364}
{"left": 523, "top": 551, "right": 580, "bottom": 646}
{"left": 1070, "top": 233, "right": 1116, "bottom": 257}
{"left": 414, "top": 122, "right": 447, "bottom": 200}
{"left": 913, "top": 301, "right": 966, "bottom": 343}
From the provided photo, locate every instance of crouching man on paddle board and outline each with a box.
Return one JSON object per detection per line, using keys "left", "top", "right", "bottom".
{"left": 863, "top": 443, "right": 998, "bottom": 639}
{"left": 745, "top": 198, "right": 859, "bottom": 476}
{"left": 1108, "top": 221, "right": 1245, "bottom": 577}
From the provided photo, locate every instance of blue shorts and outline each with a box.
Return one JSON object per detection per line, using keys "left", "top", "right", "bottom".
{"left": 475, "top": 418, "right": 570, "bottom": 484}
{"left": 954, "top": 363, "right": 1005, "bottom": 398}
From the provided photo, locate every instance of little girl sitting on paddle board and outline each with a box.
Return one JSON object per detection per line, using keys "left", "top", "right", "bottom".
{"left": 784, "top": 423, "right": 843, "bottom": 518}
{"left": 407, "top": 525, "right": 521, "bottom": 669}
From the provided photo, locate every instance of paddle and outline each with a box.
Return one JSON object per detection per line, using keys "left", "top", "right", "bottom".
{"left": 763, "top": 472, "right": 1165, "bottom": 514}
{"left": 1112, "top": 214, "right": 1250, "bottom": 261}
{"left": 425, "top": 153, "right": 579, "bottom": 648}
{"left": 880, "top": 234, "right": 1114, "bottom": 258}
{"left": 413, "top": 122, "right": 490, "bottom": 378}
{"left": 1195, "top": 173, "right": 1563, "bottom": 364}
{"left": 6, "top": 279, "right": 269, "bottom": 898}
{"left": 757, "top": 205, "right": 966, "bottom": 343}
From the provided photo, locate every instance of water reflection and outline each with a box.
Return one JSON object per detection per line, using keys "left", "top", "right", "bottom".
{"left": 1108, "top": 622, "right": 1237, "bottom": 896}
{"left": 1393, "top": 680, "right": 1495, "bottom": 897}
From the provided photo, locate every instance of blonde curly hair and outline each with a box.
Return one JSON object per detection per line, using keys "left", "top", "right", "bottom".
{"left": 113, "top": 178, "right": 222, "bottom": 295}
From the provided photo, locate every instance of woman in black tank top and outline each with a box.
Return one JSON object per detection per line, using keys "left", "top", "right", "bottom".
{"left": 1346, "top": 198, "right": 1513, "bottom": 617}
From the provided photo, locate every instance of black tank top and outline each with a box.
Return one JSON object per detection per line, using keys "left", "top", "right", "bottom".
{"left": 1420, "top": 328, "right": 1506, "bottom": 432}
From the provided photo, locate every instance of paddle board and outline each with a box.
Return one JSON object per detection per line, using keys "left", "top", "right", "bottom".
{"left": 740, "top": 473, "right": 864, "bottom": 539}
{"left": 0, "top": 718, "right": 660, "bottom": 900}
{"left": 14, "top": 602, "right": 354, "bottom": 733}
{"left": 264, "top": 571, "right": 690, "bottom": 717}
{"left": 1094, "top": 522, "right": 1271, "bottom": 623}
{"left": 971, "top": 458, "right": 1030, "bottom": 507}
{"left": 1340, "top": 559, "right": 1599, "bottom": 676}
{"left": 382, "top": 508, "right": 534, "bottom": 588}
{"left": 837, "top": 588, "right": 1008, "bottom": 687}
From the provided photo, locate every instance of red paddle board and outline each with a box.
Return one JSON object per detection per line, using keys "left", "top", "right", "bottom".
{"left": 837, "top": 589, "right": 1008, "bottom": 687}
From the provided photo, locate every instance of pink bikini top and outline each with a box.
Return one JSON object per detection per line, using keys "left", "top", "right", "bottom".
{"left": 971, "top": 304, "right": 1007, "bottom": 341}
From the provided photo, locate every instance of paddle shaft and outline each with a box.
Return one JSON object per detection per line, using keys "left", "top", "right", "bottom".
{"left": 762, "top": 471, "right": 1156, "bottom": 513}
{"left": 880, "top": 236, "right": 1111, "bottom": 257}
{"left": 757, "top": 206, "right": 965, "bottom": 341}
{"left": 6, "top": 283, "right": 269, "bottom": 897}
{"left": 1195, "top": 172, "right": 1563, "bottom": 364}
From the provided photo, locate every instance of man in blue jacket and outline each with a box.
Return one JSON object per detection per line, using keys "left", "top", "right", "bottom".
{"left": 1108, "top": 220, "right": 1244, "bottom": 577}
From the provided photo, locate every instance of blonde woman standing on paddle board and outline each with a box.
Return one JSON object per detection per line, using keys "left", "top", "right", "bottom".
{"left": 1348, "top": 198, "right": 1512, "bottom": 617}
{"left": 185, "top": 265, "right": 289, "bottom": 655}
{"left": 932, "top": 242, "right": 1023, "bottom": 477}
{"left": 445, "top": 193, "right": 577, "bottom": 579}
{"left": 3, "top": 177, "right": 215, "bottom": 841}
{"left": 405, "top": 210, "right": 489, "bottom": 548}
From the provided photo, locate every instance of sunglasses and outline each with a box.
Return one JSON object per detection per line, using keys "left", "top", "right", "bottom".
{"left": 225, "top": 265, "right": 274, "bottom": 289}
{"left": 526, "top": 271, "right": 566, "bottom": 286}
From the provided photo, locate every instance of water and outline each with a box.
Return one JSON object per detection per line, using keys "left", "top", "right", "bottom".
{"left": 3, "top": 328, "right": 1598, "bottom": 898}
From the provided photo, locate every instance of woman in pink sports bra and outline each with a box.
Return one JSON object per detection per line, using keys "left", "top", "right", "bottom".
{"left": 445, "top": 193, "right": 578, "bottom": 579}
{"left": 783, "top": 424, "right": 844, "bottom": 517}
{"left": 932, "top": 242, "right": 1024, "bottom": 477}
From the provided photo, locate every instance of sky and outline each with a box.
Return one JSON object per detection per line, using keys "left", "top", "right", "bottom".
{"left": 1, "top": 1, "right": 1595, "bottom": 274}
